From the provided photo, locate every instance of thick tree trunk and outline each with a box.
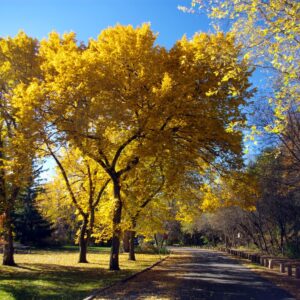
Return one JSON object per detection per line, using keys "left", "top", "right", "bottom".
{"left": 109, "top": 179, "right": 122, "bottom": 271}
{"left": 129, "top": 230, "right": 136, "bottom": 261}
{"left": 0, "top": 143, "right": 14, "bottom": 266}
{"left": 78, "top": 217, "right": 89, "bottom": 263}
{"left": 3, "top": 212, "right": 15, "bottom": 266}
{"left": 110, "top": 233, "right": 121, "bottom": 270}
{"left": 123, "top": 230, "right": 130, "bottom": 253}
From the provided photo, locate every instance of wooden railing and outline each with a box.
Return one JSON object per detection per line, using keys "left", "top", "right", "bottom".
{"left": 219, "top": 247, "right": 300, "bottom": 279}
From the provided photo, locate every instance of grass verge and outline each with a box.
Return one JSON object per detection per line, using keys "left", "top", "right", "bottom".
{"left": 0, "top": 248, "right": 166, "bottom": 300}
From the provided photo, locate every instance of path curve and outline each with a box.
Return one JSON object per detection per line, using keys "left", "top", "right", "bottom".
{"left": 93, "top": 248, "right": 295, "bottom": 300}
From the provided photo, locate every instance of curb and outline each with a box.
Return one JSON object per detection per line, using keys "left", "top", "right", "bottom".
{"left": 83, "top": 255, "right": 170, "bottom": 300}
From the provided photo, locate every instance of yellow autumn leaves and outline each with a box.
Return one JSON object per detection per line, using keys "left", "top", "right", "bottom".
{"left": 1, "top": 24, "right": 254, "bottom": 268}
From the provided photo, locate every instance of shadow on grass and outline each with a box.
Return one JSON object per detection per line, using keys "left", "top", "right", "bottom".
{"left": 12, "top": 265, "right": 38, "bottom": 271}
{"left": 31, "top": 246, "right": 111, "bottom": 254}
{"left": 0, "top": 263, "right": 133, "bottom": 300}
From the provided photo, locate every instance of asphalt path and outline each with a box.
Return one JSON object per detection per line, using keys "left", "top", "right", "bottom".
{"left": 93, "top": 248, "right": 295, "bottom": 300}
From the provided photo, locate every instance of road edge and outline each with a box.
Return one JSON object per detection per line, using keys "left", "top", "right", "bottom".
{"left": 219, "top": 250, "right": 299, "bottom": 300}
{"left": 83, "top": 255, "right": 170, "bottom": 300}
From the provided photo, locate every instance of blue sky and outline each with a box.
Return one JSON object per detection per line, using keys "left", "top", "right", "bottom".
{"left": 1, "top": 0, "right": 211, "bottom": 48}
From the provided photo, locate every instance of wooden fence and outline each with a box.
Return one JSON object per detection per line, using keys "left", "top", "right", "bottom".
{"left": 219, "top": 247, "right": 300, "bottom": 279}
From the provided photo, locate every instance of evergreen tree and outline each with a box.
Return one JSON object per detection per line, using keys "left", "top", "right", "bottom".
{"left": 13, "top": 166, "right": 52, "bottom": 246}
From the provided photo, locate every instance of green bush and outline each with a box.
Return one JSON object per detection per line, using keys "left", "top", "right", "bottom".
{"left": 135, "top": 243, "right": 170, "bottom": 255}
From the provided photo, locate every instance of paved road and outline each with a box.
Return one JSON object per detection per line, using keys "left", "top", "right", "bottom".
{"left": 94, "top": 248, "right": 295, "bottom": 300}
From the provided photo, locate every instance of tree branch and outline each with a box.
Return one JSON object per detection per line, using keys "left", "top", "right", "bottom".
{"left": 46, "top": 143, "right": 87, "bottom": 218}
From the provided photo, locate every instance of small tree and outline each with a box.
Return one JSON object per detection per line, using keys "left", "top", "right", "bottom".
{"left": 13, "top": 165, "right": 52, "bottom": 246}
{"left": 39, "top": 146, "right": 110, "bottom": 263}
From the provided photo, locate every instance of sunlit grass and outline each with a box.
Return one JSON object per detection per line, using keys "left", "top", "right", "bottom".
{"left": 0, "top": 248, "right": 165, "bottom": 300}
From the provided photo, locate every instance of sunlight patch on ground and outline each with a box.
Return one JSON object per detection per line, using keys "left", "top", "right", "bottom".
{"left": 0, "top": 250, "right": 165, "bottom": 300}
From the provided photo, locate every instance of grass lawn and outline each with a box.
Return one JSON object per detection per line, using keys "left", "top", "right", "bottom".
{"left": 0, "top": 247, "right": 165, "bottom": 300}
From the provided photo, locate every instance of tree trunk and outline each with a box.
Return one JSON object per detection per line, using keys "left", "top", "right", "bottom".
{"left": 280, "top": 227, "right": 284, "bottom": 255}
{"left": 160, "top": 235, "right": 165, "bottom": 250}
{"left": 260, "top": 229, "right": 269, "bottom": 253}
{"left": 3, "top": 211, "right": 15, "bottom": 266}
{"left": 123, "top": 230, "right": 130, "bottom": 253}
{"left": 154, "top": 233, "right": 159, "bottom": 248}
{"left": 129, "top": 230, "right": 136, "bottom": 261}
{"left": 109, "top": 179, "right": 122, "bottom": 271}
{"left": 78, "top": 217, "right": 89, "bottom": 263}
